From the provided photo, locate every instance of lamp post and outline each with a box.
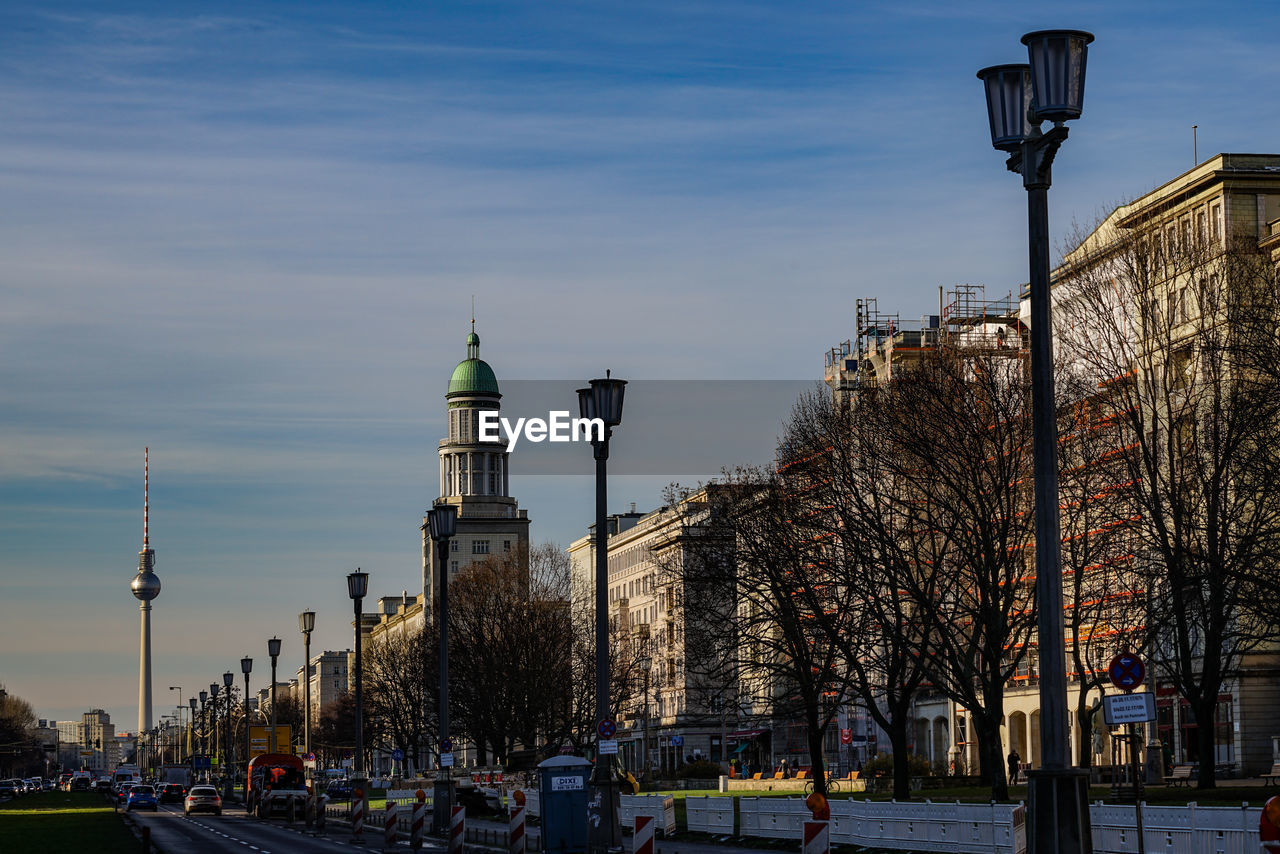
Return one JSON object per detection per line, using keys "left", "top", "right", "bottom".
{"left": 199, "top": 689, "right": 209, "bottom": 780}
{"left": 209, "top": 682, "right": 220, "bottom": 781}
{"left": 636, "top": 654, "right": 651, "bottom": 779}
{"left": 299, "top": 610, "right": 316, "bottom": 771}
{"left": 222, "top": 671, "right": 234, "bottom": 802}
{"left": 426, "top": 504, "right": 458, "bottom": 834}
{"left": 577, "top": 371, "right": 626, "bottom": 854}
{"left": 347, "top": 568, "right": 370, "bottom": 838}
{"left": 189, "top": 698, "right": 197, "bottom": 761}
{"left": 241, "top": 656, "right": 252, "bottom": 799}
{"left": 978, "top": 29, "right": 1095, "bottom": 854}
{"left": 267, "top": 637, "right": 282, "bottom": 755}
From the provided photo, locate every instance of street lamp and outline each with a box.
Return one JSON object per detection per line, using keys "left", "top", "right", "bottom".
{"left": 189, "top": 698, "right": 197, "bottom": 761}
{"left": 199, "top": 689, "right": 209, "bottom": 778}
{"left": 577, "top": 371, "right": 626, "bottom": 854}
{"left": 267, "top": 637, "right": 282, "bottom": 755}
{"left": 209, "top": 682, "right": 220, "bottom": 779}
{"left": 299, "top": 610, "right": 316, "bottom": 770}
{"left": 347, "top": 567, "right": 370, "bottom": 838}
{"left": 241, "top": 655, "right": 252, "bottom": 799}
{"left": 978, "top": 28, "right": 1094, "bottom": 854}
{"left": 223, "top": 671, "right": 234, "bottom": 802}
{"left": 427, "top": 503, "right": 458, "bottom": 834}
{"left": 636, "top": 653, "right": 651, "bottom": 779}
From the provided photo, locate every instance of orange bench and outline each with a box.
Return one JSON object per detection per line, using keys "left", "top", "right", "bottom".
{"left": 751, "top": 772, "right": 763, "bottom": 780}
{"left": 794, "top": 770, "right": 809, "bottom": 780}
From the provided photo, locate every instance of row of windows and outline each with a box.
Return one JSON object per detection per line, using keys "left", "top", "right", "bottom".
{"left": 447, "top": 539, "right": 513, "bottom": 554}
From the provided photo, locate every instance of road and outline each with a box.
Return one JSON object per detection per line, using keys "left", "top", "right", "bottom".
{"left": 127, "top": 802, "right": 445, "bottom": 854}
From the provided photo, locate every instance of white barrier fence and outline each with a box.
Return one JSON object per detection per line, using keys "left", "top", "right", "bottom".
{"left": 620, "top": 795, "right": 677, "bottom": 836}
{"left": 707, "top": 796, "right": 1261, "bottom": 854}
{"left": 1090, "top": 802, "right": 1262, "bottom": 854}
{"left": 684, "top": 796, "right": 735, "bottom": 834}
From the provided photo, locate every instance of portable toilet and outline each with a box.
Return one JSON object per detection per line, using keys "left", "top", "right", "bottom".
{"left": 537, "top": 755, "right": 592, "bottom": 854}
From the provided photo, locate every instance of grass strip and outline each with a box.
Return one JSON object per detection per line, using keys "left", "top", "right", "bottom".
{"left": 0, "top": 791, "right": 140, "bottom": 853}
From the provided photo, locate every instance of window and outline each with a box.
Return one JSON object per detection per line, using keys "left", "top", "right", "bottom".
{"left": 450, "top": 540, "right": 459, "bottom": 553}
{"left": 503, "top": 540, "right": 511, "bottom": 552}
{"left": 450, "top": 561, "right": 459, "bottom": 572}
{"left": 1196, "top": 209, "right": 1206, "bottom": 244}
{"left": 473, "top": 540, "right": 490, "bottom": 555}
{"left": 1211, "top": 203, "right": 1222, "bottom": 242}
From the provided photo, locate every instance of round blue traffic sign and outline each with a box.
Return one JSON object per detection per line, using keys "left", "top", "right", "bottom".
{"left": 1108, "top": 651, "right": 1145, "bottom": 691}
{"left": 440, "top": 738, "right": 453, "bottom": 753}
{"left": 671, "top": 735, "right": 683, "bottom": 747}
{"left": 598, "top": 719, "right": 617, "bottom": 739}
{"left": 392, "top": 748, "right": 404, "bottom": 761}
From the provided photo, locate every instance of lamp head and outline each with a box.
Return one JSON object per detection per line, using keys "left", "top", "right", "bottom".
{"left": 209, "top": 683, "right": 219, "bottom": 699}
{"left": 347, "top": 568, "right": 369, "bottom": 601}
{"left": 427, "top": 503, "right": 458, "bottom": 542}
{"left": 222, "top": 671, "right": 233, "bottom": 688}
{"left": 199, "top": 690, "right": 208, "bottom": 704}
{"left": 267, "top": 636, "right": 282, "bottom": 659}
{"left": 1021, "top": 29, "right": 1094, "bottom": 122}
{"left": 299, "top": 609, "right": 316, "bottom": 634}
{"left": 577, "top": 372, "right": 627, "bottom": 428}
{"left": 241, "top": 655, "right": 253, "bottom": 675}
{"left": 977, "top": 64, "right": 1033, "bottom": 151}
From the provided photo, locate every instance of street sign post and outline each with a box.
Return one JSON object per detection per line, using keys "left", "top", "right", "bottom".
{"left": 1108, "top": 652, "right": 1145, "bottom": 692}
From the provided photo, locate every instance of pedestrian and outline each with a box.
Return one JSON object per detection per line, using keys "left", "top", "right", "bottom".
{"left": 1007, "top": 748, "right": 1021, "bottom": 784}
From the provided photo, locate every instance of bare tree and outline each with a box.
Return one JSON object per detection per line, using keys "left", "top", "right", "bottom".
{"left": 1056, "top": 216, "right": 1280, "bottom": 787}
{"left": 364, "top": 626, "right": 434, "bottom": 775}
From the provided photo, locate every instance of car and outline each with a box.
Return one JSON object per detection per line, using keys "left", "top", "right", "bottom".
{"left": 69, "top": 776, "right": 91, "bottom": 791}
{"left": 126, "top": 784, "right": 159, "bottom": 811}
{"left": 0, "top": 779, "right": 20, "bottom": 799}
{"left": 95, "top": 778, "right": 113, "bottom": 793}
{"left": 324, "top": 780, "right": 353, "bottom": 800}
{"left": 115, "top": 783, "right": 134, "bottom": 807}
{"left": 183, "top": 785, "right": 222, "bottom": 816}
{"left": 159, "top": 783, "right": 186, "bottom": 803}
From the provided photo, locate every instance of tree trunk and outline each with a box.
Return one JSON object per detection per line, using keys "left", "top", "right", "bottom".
{"left": 972, "top": 713, "right": 1008, "bottom": 801}
{"left": 805, "top": 706, "right": 828, "bottom": 796}
{"left": 1075, "top": 701, "right": 1094, "bottom": 769}
{"left": 887, "top": 725, "right": 912, "bottom": 801}
{"left": 1194, "top": 695, "right": 1218, "bottom": 789}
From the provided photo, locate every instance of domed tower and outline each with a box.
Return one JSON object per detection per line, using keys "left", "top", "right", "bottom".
{"left": 422, "top": 323, "right": 530, "bottom": 622}
{"left": 131, "top": 449, "right": 161, "bottom": 734}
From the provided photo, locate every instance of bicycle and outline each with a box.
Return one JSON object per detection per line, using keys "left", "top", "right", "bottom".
{"left": 803, "top": 777, "right": 840, "bottom": 795}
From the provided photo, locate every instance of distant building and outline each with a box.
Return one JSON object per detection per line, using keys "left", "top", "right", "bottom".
{"left": 295, "top": 649, "right": 352, "bottom": 730}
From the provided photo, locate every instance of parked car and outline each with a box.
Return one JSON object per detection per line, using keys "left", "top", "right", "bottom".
{"left": 325, "top": 780, "right": 353, "bottom": 800}
{"left": 126, "top": 785, "right": 159, "bottom": 811}
{"left": 159, "top": 783, "right": 186, "bottom": 804}
{"left": 183, "top": 785, "right": 222, "bottom": 816}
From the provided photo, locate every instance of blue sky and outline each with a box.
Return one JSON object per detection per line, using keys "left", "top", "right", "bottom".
{"left": 2, "top": 0, "right": 1278, "bottom": 730}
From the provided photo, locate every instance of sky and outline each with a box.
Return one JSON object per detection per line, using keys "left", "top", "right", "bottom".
{"left": 3, "top": 0, "right": 1279, "bottom": 731}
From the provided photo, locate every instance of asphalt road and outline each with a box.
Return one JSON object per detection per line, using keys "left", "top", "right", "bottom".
{"left": 127, "top": 802, "right": 445, "bottom": 854}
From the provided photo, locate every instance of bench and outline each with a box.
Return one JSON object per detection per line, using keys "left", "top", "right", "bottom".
{"left": 772, "top": 771, "right": 784, "bottom": 780}
{"left": 1167, "top": 765, "right": 1194, "bottom": 787}
{"left": 847, "top": 771, "right": 860, "bottom": 780}
{"left": 1263, "top": 761, "right": 1280, "bottom": 786}
{"left": 751, "top": 772, "right": 763, "bottom": 780}
{"left": 794, "top": 770, "right": 809, "bottom": 780}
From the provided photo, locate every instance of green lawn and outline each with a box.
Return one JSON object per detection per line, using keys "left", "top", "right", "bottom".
{"left": 0, "top": 791, "right": 140, "bottom": 853}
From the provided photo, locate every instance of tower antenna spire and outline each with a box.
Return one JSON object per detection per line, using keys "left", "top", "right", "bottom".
{"left": 143, "top": 447, "right": 149, "bottom": 549}
{"left": 471, "top": 295, "right": 475, "bottom": 333}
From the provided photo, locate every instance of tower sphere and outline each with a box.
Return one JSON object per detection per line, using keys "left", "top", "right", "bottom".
{"left": 131, "top": 568, "right": 161, "bottom": 600}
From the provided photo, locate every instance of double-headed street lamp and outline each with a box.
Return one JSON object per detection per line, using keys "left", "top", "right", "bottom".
{"left": 199, "top": 689, "right": 209, "bottom": 776}
{"left": 241, "top": 655, "right": 253, "bottom": 797}
{"left": 577, "top": 371, "right": 626, "bottom": 854}
{"left": 299, "top": 610, "right": 316, "bottom": 767}
{"left": 347, "top": 567, "right": 370, "bottom": 835}
{"left": 427, "top": 502, "right": 458, "bottom": 834}
{"left": 267, "top": 637, "right": 282, "bottom": 755}
{"left": 978, "top": 29, "right": 1094, "bottom": 854}
{"left": 209, "top": 682, "right": 220, "bottom": 777}
{"left": 223, "top": 671, "right": 234, "bottom": 801}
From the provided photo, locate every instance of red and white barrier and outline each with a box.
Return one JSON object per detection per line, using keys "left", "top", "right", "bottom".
{"left": 509, "top": 806, "right": 526, "bottom": 854}
{"left": 633, "top": 814, "right": 655, "bottom": 854}
{"left": 449, "top": 805, "right": 465, "bottom": 854}
{"left": 411, "top": 792, "right": 426, "bottom": 850}
{"left": 384, "top": 800, "right": 398, "bottom": 852}
{"left": 802, "top": 820, "right": 829, "bottom": 854}
{"left": 352, "top": 788, "right": 365, "bottom": 839}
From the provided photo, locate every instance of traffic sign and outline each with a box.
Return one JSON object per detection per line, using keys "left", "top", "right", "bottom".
{"left": 840, "top": 729, "right": 853, "bottom": 745}
{"left": 1102, "top": 691, "right": 1156, "bottom": 725}
{"left": 392, "top": 748, "right": 404, "bottom": 761}
{"left": 440, "top": 737, "right": 453, "bottom": 753}
{"left": 670, "top": 735, "right": 683, "bottom": 747}
{"left": 598, "top": 720, "right": 617, "bottom": 739}
{"left": 1108, "top": 651, "right": 1145, "bottom": 691}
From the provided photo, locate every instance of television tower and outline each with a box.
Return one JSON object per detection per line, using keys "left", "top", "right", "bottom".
{"left": 131, "top": 448, "right": 161, "bottom": 734}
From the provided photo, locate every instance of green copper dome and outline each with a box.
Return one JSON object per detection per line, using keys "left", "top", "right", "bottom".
{"left": 448, "top": 330, "right": 500, "bottom": 397}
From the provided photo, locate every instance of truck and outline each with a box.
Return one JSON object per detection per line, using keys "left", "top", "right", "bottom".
{"left": 111, "top": 765, "right": 142, "bottom": 788}
{"left": 161, "top": 765, "right": 193, "bottom": 787}
{"left": 246, "top": 753, "right": 309, "bottom": 818}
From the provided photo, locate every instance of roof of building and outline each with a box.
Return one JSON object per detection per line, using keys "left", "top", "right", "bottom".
{"left": 448, "top": 330, "right": 500, "bottom": 397}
